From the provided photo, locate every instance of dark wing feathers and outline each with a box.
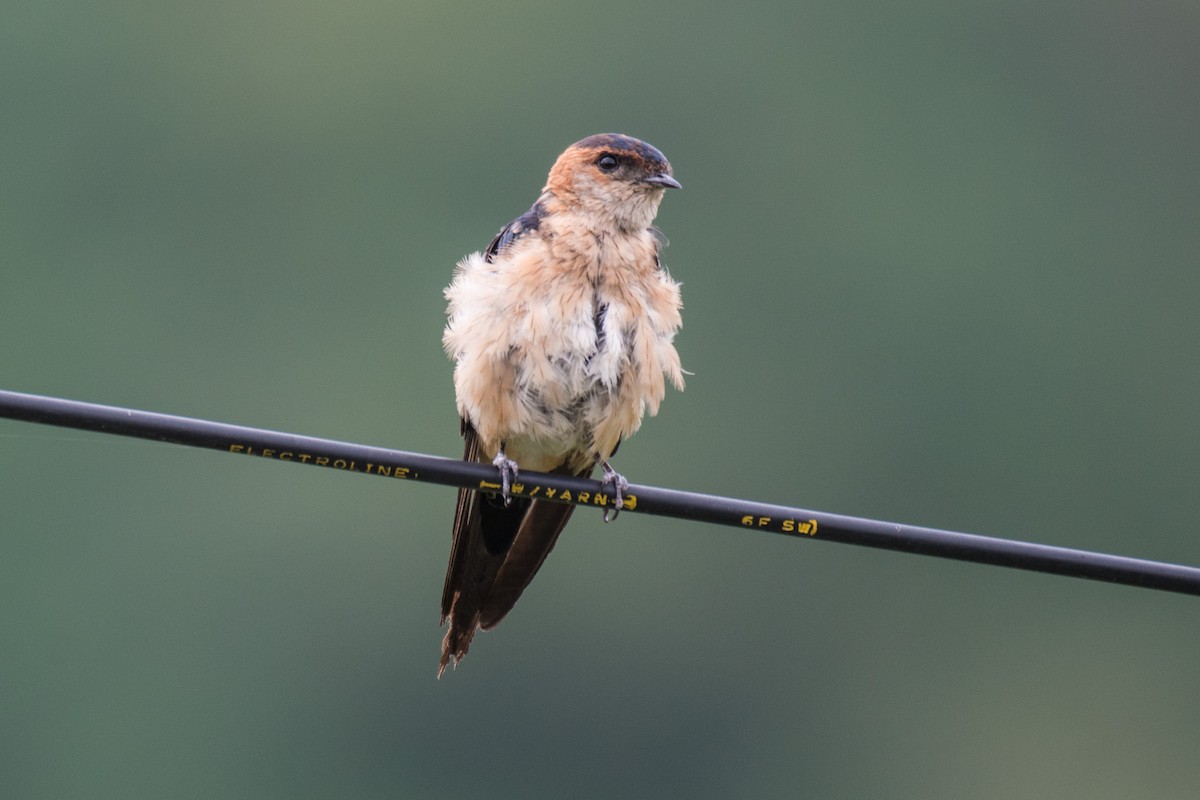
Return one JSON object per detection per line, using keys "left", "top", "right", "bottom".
{"left": 440, "top": 420, "right": 591, "bottom": 674}
{"left": 440, "top": 422, "right": 482, "bottom": 620}
{"left": 478, "top": 463, "right": 590, "bottom": 631}
{"left": 484, "top": 200, "right": 545, "bottom": 263}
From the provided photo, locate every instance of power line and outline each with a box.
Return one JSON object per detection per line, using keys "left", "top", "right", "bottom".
{"left": 2, "top": 388, "right": 1198, "bottom": 597}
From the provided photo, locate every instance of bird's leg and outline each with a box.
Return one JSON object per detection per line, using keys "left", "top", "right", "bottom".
{"left": 492, "top": 446, "right": 519, "bottom": 506}
{"left": 600, "top": 460, "right": 629, "bottom": 523}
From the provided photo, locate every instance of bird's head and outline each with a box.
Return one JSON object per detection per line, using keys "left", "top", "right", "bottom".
{"left": 544, "top": 133, "right": 680, "bottom": 231}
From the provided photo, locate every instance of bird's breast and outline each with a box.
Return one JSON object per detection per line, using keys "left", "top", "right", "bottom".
{"left": 446, "top": 224, "right": 682, "bottom": 466}
{"left": 512, "top": 289, "right": 626, "bottom": 415}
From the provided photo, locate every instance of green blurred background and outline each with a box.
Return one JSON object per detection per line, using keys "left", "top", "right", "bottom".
{"left": 3, "top": 1, "right": 1199, "bottom": 797}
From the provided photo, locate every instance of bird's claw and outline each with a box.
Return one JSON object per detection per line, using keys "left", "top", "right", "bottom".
{"left": 600, "top": 461, "right": 629, "bottom": 523}
{"left": 492, "top": 451, "right": 519, "bottom": 505}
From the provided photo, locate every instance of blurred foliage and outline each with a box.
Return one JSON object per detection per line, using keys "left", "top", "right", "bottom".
{"left": 3, "top": 1, "right": 1199, "bottom": 798}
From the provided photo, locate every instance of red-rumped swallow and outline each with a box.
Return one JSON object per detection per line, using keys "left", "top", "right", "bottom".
{"left": 439, "top": 134, "right": 685, "bottom": 674}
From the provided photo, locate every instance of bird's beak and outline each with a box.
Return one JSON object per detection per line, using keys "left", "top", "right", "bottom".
{"left": 642, "top": 173, "right": 682, "bottom": 190}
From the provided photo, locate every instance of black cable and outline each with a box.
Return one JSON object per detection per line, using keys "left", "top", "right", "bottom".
{"left": 3, "top": 388, "right": 1198, "bottom": 596}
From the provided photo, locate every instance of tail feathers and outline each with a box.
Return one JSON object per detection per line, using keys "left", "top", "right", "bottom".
{"left": 479, "top": 501, "right": 575, "bottom": 629}
{"left": 439, "top": 603, "right": 480, "bottom": 677}
{"left": 438, "top": 422, "right": 592, "bottom": 676}
{"left": 438, "top": 489, "right": 502, "bottom": 677}
{"left": 438, "top": 493, "right": 576, "bottom": 676}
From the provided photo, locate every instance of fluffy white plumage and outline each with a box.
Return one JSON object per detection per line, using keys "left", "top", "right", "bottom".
{"left": 443, "top": 230, "right": 684, "bottom": 473}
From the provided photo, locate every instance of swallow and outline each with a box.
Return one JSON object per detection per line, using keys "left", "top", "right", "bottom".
{"left": 439, "top": 133, "right": 685, "bottom": 675}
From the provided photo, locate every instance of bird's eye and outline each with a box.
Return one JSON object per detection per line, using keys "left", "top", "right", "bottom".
{"left": 596, "top": 154, "right": 620, "bottom": 173}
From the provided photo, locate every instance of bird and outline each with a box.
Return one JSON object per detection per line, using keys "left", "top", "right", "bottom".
{"left": 439, "top": 133, "right": 685, "bottom": 675}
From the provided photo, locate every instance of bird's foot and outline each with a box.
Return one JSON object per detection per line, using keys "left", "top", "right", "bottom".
{"left": 492, "top": 450, "right": 519, "bottom": 505}
{"left": 600, "top": 461, "right": 629, "bottom": 523}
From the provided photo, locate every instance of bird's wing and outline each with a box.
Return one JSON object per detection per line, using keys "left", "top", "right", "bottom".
{"left": 484, "top": 199, "right": 546, "bottom": 263}
{"left": 440, "top": 419, "right": 483, "bottom": 621}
